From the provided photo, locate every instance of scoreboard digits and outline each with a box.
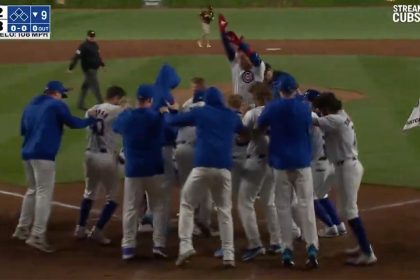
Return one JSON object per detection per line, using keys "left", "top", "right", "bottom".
{"left": 0, "top": 5, "right": 51, "bottom": 40}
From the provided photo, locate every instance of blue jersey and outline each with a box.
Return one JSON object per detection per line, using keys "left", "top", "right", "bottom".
{"left": 167, "top": 87, "right": 244, "bottom": 170}
{"left": 153, "top": 64, "right": 181, "bottom": 146}
{"left": 21, "top": 95, "right": 95, "bottom": 161}
{"left": 113, "top": 108, "right": 164, "bottom": 177}
{"left": 258, "top": 96, "right": 312, "bottom": 170}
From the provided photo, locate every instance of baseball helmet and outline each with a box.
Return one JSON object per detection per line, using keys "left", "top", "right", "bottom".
{"left": 304, "top": 89, "right": 321, "bottom": 102}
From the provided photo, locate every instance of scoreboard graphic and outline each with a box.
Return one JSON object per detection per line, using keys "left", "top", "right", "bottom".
{"left": 0, "top": 5, "right": 51, "bottom": 40}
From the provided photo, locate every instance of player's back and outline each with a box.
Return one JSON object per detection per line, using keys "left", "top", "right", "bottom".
{"left": 86, "top": 103, "right": 123, "bottom": 154}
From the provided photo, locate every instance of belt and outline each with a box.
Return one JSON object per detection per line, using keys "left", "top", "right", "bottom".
{"left": 318, "top": 156, "right": 327, "bottom": 161}
{"left": 336, "top": 157, "right": 357, "bottom": 166}
{"left": 86, "top": 148, "right": 108, "bottom": 153}
{"left": 176, "top": 141, "right": 194, "bottom": 145}
{"left": 246, "top": 154, "right": 266, "bottom": 159}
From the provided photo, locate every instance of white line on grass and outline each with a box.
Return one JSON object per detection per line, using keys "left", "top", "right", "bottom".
{"left": 1, "top": 189, "right": 420, "bottom": 218}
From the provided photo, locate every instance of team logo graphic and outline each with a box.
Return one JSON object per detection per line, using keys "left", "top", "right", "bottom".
{"left": 241, "top": 71, "right": 254, "bottom": 83}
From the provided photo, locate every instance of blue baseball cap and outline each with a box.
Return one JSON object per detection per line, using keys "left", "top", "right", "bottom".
{"left": 136, "top": 84, "right": 155, "bottom": 100}
{"left": 304, "top": 89, "right": 321, "bottom": 102}
{"left": 279, "top": 74, "right": 298, "bottom": 93}
{"left": 44, "top": 80, "right": 71, "bottom": 98}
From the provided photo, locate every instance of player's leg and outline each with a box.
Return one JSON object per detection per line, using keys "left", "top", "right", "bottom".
{"left": 162, "top": 146, "right": 176, "bottom": 227}
{"left": 273, "top": 169, "right": 295, "bottom": 266}
{"left": 258, "top": 167, "right": 282, "bottom": 253}
{"left": 210, "top": 168, "right": 235, "bottom": 266}
{"left": 176, "top": 167, "right": 207, "bottom": 265}
{"left": 337, "top": 161, "right": 376, "bottom": 265}
{"left": 237, "top": 158, "right": 265, "bottom": 260}
{"left": 174, "top": 143, "right": 194, "bottom": 187}
{"left": 121, "top": 177, "right": 142, "bottom": 260}
{"left": 26, "top": 160, "right": 56, "bottom": 253}
{"left": 293, "top": 167, "right": 319, "bottom": 268}
{"left": 89, "top": 154, "right": 119, "bottom": 244}
{"left": 144, "top": 174, "right": 169, "bottom": 257}
{"left": 77, "top": 71, "right": 90, "bottom": 110}
{"left": 196, "top": 188, "right": 213, "bottom": 235}
{"left": 13, "top": 160, "right": 37, "bottom": 240}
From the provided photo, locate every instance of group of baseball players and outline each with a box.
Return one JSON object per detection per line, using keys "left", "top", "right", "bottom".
{"left": 12, "top": 13, "right": 377, "bottom": 270}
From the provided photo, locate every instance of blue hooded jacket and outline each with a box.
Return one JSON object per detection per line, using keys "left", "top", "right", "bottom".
{"left": 113, "top": 107, "right": 165, "bottom": 178}
{"left": 258, "top": 95, "right": 312, "bottom": 170}
{"left": 21, "top": 95, "right": 95, "bottom": 161}
{"left": 167, "top": 87, "right": 244, "bottom": 169}
{"left": 153, "top": 64, "right": 181, "bottom": 146}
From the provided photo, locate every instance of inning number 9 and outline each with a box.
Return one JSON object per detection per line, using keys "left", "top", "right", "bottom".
{"left": 41, "top": 10, "right": 47, "bottom": 20}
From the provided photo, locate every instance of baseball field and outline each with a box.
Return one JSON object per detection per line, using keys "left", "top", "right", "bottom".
{"left": 0, "top": 2, "right": 420, "bottom": 279}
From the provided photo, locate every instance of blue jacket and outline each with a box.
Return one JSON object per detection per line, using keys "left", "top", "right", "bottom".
{"left": 153, "top": 64, "right": 181, "bottom": 147}
{"left": 258, "top": 96, "right": 312, "bottom": 170}
{"left": 21, "top": 95, "right": 95, "bottom": 161}
{"left": 113, "top": 108, "right": 164, "bottom": 177}
{"left": 167, "top": 87, "right": 244, "bottom": 170}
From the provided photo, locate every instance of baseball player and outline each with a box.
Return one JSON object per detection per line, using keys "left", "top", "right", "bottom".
{"left": 258, "top": 74, "right": 319, "bottom": 268}
{"left": 198, "top": 5, "right": 215, "bottom": 48}
{"left": 237, "top": 82, "right": 282, "bottom": 261}
{"left": 113, "top": 84, "right": 171, "bottom": 260}
{"left": 74, "top": 86, "right": 126, "bottom": 245}
{"left": 174, "top": 77, "right": 214, "bottom": 235}
{"left": 264, "top": 63, "right": 294, "bottom": 99}
{"left": 68, "top": 30, "right": 105, "bottom": 111}
{"left": 219, "top": 14, "right": 266, "bottom": 107}
{"left": 13, "top": 81, "right": 96, "bottom": 252}
{"left": 167, "top": 87, "right": 244, "bottom": 268}
{"left": 304, "top": 89, "right": 347, "bottom": 238}
{"left": 153, "top": 63, "right": 181, "bottom": 231}
{"left": 313, "top": 92, "right": 377, "bottom": 265}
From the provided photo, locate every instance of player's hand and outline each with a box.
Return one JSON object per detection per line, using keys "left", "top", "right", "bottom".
{"left": 160, "top": 106, "right": 170, "bottom": 114}
{"left": 226, "top": 31, "right": 242, "bottom": 46}
{"left": 218, "top": 14, "right": 228, "bottom": 32}
{"left": 87, "top": 108, "right": 98, "bottom": 118}
{"left": 168, "top": 102, "right": 180, "bottom": 111}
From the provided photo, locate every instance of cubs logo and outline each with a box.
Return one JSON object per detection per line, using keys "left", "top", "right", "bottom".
{"left": 241, "top": 71, "right": 255, "bottom": 83}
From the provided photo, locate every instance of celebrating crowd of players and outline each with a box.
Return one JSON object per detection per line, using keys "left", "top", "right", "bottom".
{"left": 13, "top": 14, "right": 377, "bottom": 269}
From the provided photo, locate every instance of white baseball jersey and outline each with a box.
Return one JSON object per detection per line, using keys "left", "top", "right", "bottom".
{"left": 242, "top": 106, "right": 268, "bottom": 157}
{"left": 311, "top": 112, "right": 326, "bottom": 161}
{"left": 231, "top": 59, "right": 265, "bottom": 106}
{"left": 176, "top": 98, "right": 205, "bottom": 144}
{"left": 317, "top": 110, "right": 358, "bottom": 163}
{"left": 86, "top": 103, "right": 124, "bottom": 154}
{"left": 232, "top": 111, "right": 247, "bottom": 158}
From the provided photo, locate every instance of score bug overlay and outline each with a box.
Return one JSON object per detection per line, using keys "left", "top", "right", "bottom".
{"left": 0, "top": 5, "right": 50, "bottom": 40}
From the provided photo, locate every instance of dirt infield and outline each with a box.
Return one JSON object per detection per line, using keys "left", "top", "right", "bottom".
{"left": 1, "top": 38, "right": 420, "bottom": 279}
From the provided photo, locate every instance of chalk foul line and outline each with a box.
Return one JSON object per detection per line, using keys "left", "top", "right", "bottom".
{"left": 1, "top": 189, "right": 420, "bottom": 217}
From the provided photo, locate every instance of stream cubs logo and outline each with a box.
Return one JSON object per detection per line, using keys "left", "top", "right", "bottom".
{"left": 241, "top": 71, "right": 255, "bottom": 83}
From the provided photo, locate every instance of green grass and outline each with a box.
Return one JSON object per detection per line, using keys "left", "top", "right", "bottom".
{"left": 1, "top": 55, "right": 420, "bottom": 188}
{"left": 48, "top": 8, "right": 420, "bottom": 40}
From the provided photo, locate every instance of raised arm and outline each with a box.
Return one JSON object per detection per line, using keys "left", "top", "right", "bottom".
{"left": 57, "top": 102, "right": 95, "bottom": 129}
{"left": 219, "top": 14, "right": 235, "bottom": 62}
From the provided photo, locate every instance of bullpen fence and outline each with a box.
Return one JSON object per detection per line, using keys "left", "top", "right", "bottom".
{"left": 4, "top": 0, "right": 420, "bottom": 8}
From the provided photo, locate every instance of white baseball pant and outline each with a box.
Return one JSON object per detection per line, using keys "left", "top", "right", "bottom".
{"left": 311, "top": 158, "right": 335, "bottom": 199}
{"left": 274, "top": 167, "right": 319, "bottom": 250}
{"left": 178, "top": 167, "right": 234, "bottom": 261}
{"left": 17, "top": 160, "right": 56, "bottom": 238}
{"left": 122, "top": 175, "right": 167, "bottom": 249}
{"left": 83, "top": 151, "right": 119, "bottom": 201}
{"left": 237, "top": 158, "right": 281, "bottom": 248}
{"left": 162, "top": 146, "right": 176, "bottom": 225}
{"left": 334, "top": 159, "right": 363, "bottom": 220}
{"left": 174, "top": 143, "right": 212, "bottom": 228}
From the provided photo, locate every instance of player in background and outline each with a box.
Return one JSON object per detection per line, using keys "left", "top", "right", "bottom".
{"left": 13, "top": 81, "right": 96, "bottom": 252}
{"left": 167, "top": 87, "right": 244, "bottom": 268}
{"left": 237, "top": 82, "right": 282, "bottom": 261}
{"left": 258, "top": 75, "right": 319, "bottom": 269}
{"left": 153, "top": 64, "right": 181, "bottom": 231}
{"left": 113, "top": 85, "right": 172, "bottom": 260}
{"left": 198, "top": 5, "right": 215, "bottom": 48}
{"left": 68, "top": 30, "right": 105, "bottom": 111}
{"left": 174, "top": 77, "right": 214, "bottom": 236}
{"left": 219, "top": 14, "right": 266, "bottom": 107}
{"left": 304, "top": 89, "right": 347, "bottom": 238}
{"left": 74, "top": 86, "right": 127, "bottom": 245}
{"left": 313, "top": 92, "right": 377, "bottom": 265}
{"left": 264, "top": 63, "right": 295, "bottom": 99}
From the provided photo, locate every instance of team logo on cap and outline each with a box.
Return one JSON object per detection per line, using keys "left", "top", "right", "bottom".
{"left": 241, "top": 71, "right": 254, "bottom": 84}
